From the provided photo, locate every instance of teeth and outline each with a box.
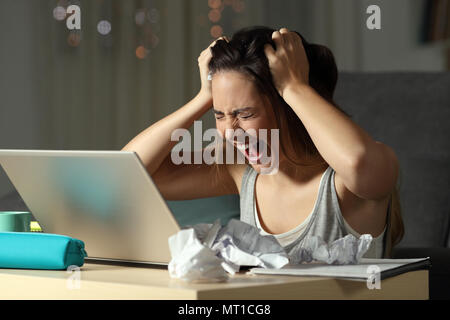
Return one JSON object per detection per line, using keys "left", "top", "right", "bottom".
{"left": 232, "top": 139, "right": 269, "bottom": 164}
{"left": 235, "top": 143, "right": 249, "bottom": 151}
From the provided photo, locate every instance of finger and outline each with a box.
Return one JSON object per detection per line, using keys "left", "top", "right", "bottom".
{"left": 210, "top": 36, "right": 229, "bottom": 48}
{"left": 208, "top": 39, "right": 220, "bottom": 49}
{"left": 264, "top": 43, "right": 276, "bottom": 61}
{"left": 271, "top": 30, "right": 284, "bottom": 49}
{"left": 288, "top": 32, "right": 304, "bottom": 52}
{"left": 217, "top": 36, "right": 229, "bottom": 43}
{"left": 281, "top": 28, "right": 297, "bottom": 43}
{"left": 209, "top": 39, "right": 219, "bottom": 49}
{"left": 279, "top": 28, "right": 291, "bottom": 44}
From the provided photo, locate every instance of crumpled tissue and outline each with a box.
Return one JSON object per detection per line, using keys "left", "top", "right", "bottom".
{"left": 168, "top": 219, "right": 373, "bottom": 282}
{"left": 168, "top": 219, "right": 289, "bottom": 282}
{"left": 289, "top": 233, "right": 373, "bottom": 265}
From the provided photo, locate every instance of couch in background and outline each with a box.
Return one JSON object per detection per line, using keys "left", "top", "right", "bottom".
{"left": 334, "top": 72, "right": 450, "bottom": 300}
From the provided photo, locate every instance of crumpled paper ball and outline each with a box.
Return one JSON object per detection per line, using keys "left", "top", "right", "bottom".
{"left": 168, "top": 219, "right": 289, "bottom": 282}
{"left": 168, "top": 228, "right": 228, "bottom": 283}
{"left": 289, "top": 234, "right": 373, "bottom": 265}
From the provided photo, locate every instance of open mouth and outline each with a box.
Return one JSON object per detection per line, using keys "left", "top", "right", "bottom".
{"left": 235, "top": 139, "right": 268, "bottom": 163}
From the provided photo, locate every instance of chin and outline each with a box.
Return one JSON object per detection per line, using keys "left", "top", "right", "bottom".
{"left": 249, "top": 161, "right": 278, "bottom": 175}
{"left": 232, "top": 139, "right": 279, "bottom": 174}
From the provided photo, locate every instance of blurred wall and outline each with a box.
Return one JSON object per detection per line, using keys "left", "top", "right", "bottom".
{"left": 257, "top": 0, "right": 447, "bottom": 71}
{"left": 0, "top": 0, "right": 448, "bottom": 197}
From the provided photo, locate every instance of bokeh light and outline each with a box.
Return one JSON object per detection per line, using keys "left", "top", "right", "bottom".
{"left": 53, "top": 6, "right": 66, "bottom": 21}
{"left": 210, "top": 25, "right": 223, "bottom": 38}
{"left": 97, "top": 20, "right": 112, "bottom": 35}
{"left": 67, "top": 32, "right": 81, "bottom": 47}
{"left": 208, "top": 0, "right": 222, "bottom": 10}
{"left": 204, "top": 0, "right": 247, "bottom": 39}
{"left": 208, "top": 9, "right": 221, "bottom": 23}
{"left": 232, "top": 0, "right": 246, "bottom": 13}
{"left": 136, "top": 46, "right": 149, "bottom": 59}
{"left": 135, "top": 9, "right": 146, "bottom": 26}
{"left": 134, "top": 6, "right": 161, "bottom": 59}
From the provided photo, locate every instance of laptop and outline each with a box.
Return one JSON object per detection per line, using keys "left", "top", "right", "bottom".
{"left": 0, "top": 150, "right": 181, "bottom": 265}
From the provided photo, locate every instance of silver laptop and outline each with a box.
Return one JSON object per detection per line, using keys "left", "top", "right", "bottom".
{"left": 0, "top": 150, "right": 181, "bottom": 265}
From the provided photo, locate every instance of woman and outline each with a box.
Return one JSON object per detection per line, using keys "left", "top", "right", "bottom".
{"left": 122, "top": 26, "right": 404, "bottom": 258}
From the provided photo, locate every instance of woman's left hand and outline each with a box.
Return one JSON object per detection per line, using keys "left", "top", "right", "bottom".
{"left": 264, "top": 28, "right": 310, "bottom": 98}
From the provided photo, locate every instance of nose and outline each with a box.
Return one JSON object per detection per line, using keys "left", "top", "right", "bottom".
{"left": 218, "top": 117, "right": 241, "bottom": 140}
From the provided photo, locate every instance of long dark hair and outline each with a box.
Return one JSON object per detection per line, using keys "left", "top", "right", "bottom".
{"left": 209, "top": 26, "right": 343, "bottom": 167}
{"left": 208, "top": 26, "right": 404, "bottom": 256}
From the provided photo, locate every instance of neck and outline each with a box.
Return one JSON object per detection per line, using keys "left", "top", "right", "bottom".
{"left": 262, "top": 154, "right": 327, "bottom": 186}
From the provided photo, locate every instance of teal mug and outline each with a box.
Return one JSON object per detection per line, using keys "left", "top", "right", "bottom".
{"left": 0, "top": 211, "right": 32, "bottom": 232}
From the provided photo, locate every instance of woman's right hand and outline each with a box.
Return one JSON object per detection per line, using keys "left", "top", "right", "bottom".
{"left": 198, "top": 36, "right": 230, "bottom": 98}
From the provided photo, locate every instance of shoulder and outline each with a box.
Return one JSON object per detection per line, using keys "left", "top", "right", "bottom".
{"left": 333, "top": 170, "right": 366, "bottom": 209}
{"left": 333, "top": 168, "right": 390, "bottom": 237}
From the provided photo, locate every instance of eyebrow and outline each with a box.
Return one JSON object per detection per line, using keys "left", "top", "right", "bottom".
{"left": 213, "top": 107, "right": 254, "bottom": 115}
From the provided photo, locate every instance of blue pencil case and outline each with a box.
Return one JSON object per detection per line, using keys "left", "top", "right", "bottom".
{"left": 0, "top": 232, "right": 88, "bottom": 270}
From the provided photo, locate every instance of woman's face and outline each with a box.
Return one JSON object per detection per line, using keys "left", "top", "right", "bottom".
{"left": 211, "top": 70, "right": 279, "bottom": 171}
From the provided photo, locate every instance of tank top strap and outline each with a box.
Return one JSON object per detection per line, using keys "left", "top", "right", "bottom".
{"left": 240, "top": 165, "right": 258, "bottom": 226}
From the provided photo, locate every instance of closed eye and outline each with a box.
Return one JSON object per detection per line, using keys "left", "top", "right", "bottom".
{"left": 213, "top": 110, "right": 225, "bottom": 120}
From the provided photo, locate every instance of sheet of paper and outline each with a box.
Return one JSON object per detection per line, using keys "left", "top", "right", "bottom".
{"left": 247, "top": 258, "right": 430, "bottom": 281}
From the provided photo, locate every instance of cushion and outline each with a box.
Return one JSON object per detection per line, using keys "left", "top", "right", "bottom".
{"left": 167, "top": 194, "right": 240, "bottom": 227}
{"left": 335, "top": 72, "right": 450, "bottom": 247}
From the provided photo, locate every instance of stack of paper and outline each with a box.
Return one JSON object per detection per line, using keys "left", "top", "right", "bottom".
{"left": 248, "top": 258, "right": 431, "bottom": 281}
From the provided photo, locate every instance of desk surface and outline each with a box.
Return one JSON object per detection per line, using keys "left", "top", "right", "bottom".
{"left": 0, "top": 262, "right": 428, "bottom": 300}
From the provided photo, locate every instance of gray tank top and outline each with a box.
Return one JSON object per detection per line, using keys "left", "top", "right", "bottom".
{"left": 240, "top": 165, "right": 392, "bottom": 259}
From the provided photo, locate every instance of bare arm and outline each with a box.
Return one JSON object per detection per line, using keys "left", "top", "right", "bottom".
{"left": 122, "top": 91, "right": 212, "bottom": 176}
{"left": 283, "top": 84, "right": 398, "bottom": 201}
{"left": 122, "top": 91, "right": 238, "bottom": 200}
{"left": 122, "top": 36, "right": 239, "bottom": 200}
{"left": 265, "top": 28, "right": 398, "bottom": 201}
